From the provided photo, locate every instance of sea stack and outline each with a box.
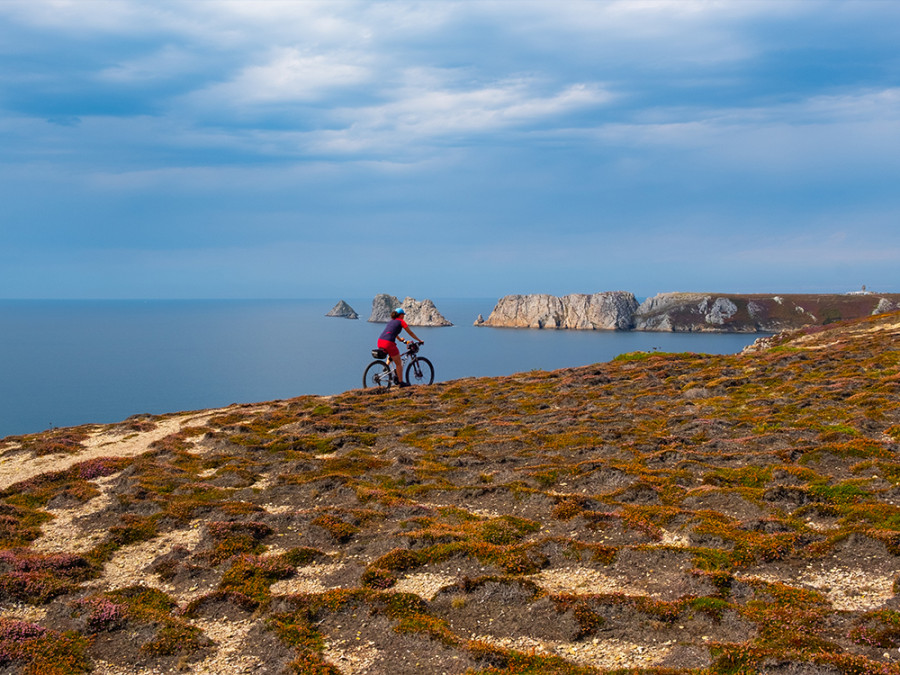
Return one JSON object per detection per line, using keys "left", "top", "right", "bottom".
{"left": 325, "top": 300, "right": 359, "bottom": 319}
{"left": 368, "top": 294, "right": 453, "bottom": 326}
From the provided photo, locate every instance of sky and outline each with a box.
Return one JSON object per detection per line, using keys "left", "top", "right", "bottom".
{"left": 1, "top": 0, "right": 899, "bottom": 300}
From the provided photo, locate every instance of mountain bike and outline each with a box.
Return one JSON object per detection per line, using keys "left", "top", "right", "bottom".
{"left": 363, "top": 341, "right": 434, "bottom": 389}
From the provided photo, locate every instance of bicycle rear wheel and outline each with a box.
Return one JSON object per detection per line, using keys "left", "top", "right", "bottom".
{"left": 363, "top": 361, "right": 392, "bottom": 389}
{"left": 406, "top": 357, "right": 434, "bottom": 385}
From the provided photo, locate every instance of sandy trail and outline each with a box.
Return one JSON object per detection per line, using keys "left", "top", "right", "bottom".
{"left": 0, "top": 407, "right": 238, "bottom": 490}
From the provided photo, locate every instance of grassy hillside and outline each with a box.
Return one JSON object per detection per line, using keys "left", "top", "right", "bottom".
{"left": 0, "top": 311, "right": 899, "bottom": 674}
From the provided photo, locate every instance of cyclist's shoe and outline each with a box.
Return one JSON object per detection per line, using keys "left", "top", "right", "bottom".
{"left": 397, "top": 381, "right": 410, "bottom": 388}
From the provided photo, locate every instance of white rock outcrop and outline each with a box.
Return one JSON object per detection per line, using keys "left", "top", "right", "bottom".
{"left": 634, "top": 293, "right": 750, "bottom": 331}
{"left": 478, "top": 292, "right": 638, "bottom": 330}
{"left": 369, "top": 294, "right": 401, "bottom": 323}
{"left": 368, "top": 294, "right": 453, "bottom": 326}
{"left": 705, "top": 297, "right": 739, "bottom": 325}
{"left": 874, "top": 298, "right": 898, "bottom": 315}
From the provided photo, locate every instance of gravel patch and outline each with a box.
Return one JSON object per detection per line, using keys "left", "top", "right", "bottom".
{"left": 472, "top": 633, "right": 673, "bottom": 670}
{"left": 532, "top": 566, "right": 646, "bottom": 597}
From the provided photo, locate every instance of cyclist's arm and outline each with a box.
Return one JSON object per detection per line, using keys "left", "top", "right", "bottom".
{"left": 402, "top": 326, "right": 423, "bottom": 343}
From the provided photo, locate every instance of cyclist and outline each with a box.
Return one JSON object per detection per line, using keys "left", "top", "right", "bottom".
{"left": 377, "top": 308, "right": 423, "bottom": 387}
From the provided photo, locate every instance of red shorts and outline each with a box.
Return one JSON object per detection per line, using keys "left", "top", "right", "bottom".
{"left": 377, "top": 339, "right": 399, "bottom": 357}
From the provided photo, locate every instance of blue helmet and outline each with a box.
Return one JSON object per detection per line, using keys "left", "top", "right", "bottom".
{"left": 394, "top": 307, "right": 405, "bottom": 315}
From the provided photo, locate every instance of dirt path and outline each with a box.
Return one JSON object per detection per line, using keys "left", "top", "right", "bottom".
{"left": 0, "top": 408, "right": 242, "bottom": 491}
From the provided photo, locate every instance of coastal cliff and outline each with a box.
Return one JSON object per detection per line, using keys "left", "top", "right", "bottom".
{"left": 634, "top": 292, "right": 900, "bottom": 332}
{"left": 476, "top": 292, "right": 638, "bottom": 330}
{"left": 479, "top": 291, "right": 900, "bottom": 332}
{"left": 368, "top": 293, "right": 452, "bottom": 326}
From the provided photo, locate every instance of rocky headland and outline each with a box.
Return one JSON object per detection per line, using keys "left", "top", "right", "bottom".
{"left": 368, "top": 293, "right": 452, "bottom": 326}
{"left": 1, "top": 311, "right": 899, "bottom": 674}
{"left": 325, "top": 300, "right": 359, "bottom": 319}
{"left": 634, "top": 291, "right": 900, "bottom": 332}
{"left": 478, "top": 291, "right": 900, "bottom": 333}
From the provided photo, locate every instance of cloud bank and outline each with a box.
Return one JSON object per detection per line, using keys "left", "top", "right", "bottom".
{"left": 0, "top": 0, "right": 898, "bottom": 297}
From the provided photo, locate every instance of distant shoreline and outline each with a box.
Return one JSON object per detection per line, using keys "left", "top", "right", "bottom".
{"left": 475, "top": 291, "right": 900, "bottom": 333}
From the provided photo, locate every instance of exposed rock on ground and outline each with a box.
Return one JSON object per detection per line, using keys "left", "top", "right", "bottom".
{"left": 368, "top": 294, "right": 452, "bottom": 326}
{"left": 479, "top": 292, "right": 638, "bottom": 330}
{"left": 325, "top": 300, "right": 359, "bottom": 319}
{"left": 1, "top": 311, "right": 899, "bottom": 674}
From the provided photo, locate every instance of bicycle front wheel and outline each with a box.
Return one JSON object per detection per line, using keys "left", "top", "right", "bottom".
{"left": 363, "top": 361, "right": 392, "bottom": 389}
{"left": 406, "top": 357, "right": 434, "bottom": 386}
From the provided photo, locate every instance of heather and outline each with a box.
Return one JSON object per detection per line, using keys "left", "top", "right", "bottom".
{"left": 0, "top": 311, "right": 897, "bottom": 673}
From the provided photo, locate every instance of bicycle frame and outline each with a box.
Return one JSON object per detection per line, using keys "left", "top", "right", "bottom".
{"left": 383, "top": 345, "right": 419, "bottom": 377}
{"left": 364, "top": 342, "right": 434, "bottom": 389}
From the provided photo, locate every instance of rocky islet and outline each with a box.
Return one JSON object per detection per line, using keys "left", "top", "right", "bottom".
{"left": 368, "top": 293, "right": 453, "bottom": 327}
{"left": 325, "top": 300, "right": 359, "bottom": 319}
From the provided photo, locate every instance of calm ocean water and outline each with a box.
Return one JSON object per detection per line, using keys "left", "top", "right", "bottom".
{"left": 0, "top": 299, "right": 761, "bottom": 438}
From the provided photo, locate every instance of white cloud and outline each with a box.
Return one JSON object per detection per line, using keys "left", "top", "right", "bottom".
{"left": 576, "top": 85, "right": 900, "bottom": 180}
{"left": 196, "top": 0, "right": 371, "bottom": 38}
{"left": 0, "top": 0, "right": 151, "bottom": 33}
{"left": 467, "top": 0, "right": 782, "bottom": 67}
{"left": 799, "top": 88, "right": 900, "bottom": 123}
{"left": 190, "top": 46, "right": 371, "bottom": 105}
{"left": 305, "top": 79, "right": 613, "bottom": 155}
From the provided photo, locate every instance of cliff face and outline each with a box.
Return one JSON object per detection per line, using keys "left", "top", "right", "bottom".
{"left": 634, "top": 292, "right": 900, "bottom": 332}
{"left": 478, "top": 292, "right": 638, "bottom": 330}
{"left": 479, "top": 291, "right": 900, "bottom": 332}
{"left": 368, "top": 294, "right": 453, "bottom": 326}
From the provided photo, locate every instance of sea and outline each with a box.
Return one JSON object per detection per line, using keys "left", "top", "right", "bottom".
{"left": 0, "top": 299, "right": 763, "bottom": 439}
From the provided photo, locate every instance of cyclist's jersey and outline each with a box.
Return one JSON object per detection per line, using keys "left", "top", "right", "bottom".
{"left": 379, "top": 318, "right": 408, "bottom": 342}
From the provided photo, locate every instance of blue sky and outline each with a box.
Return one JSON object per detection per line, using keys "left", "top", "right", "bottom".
{"left": 1, "top": 0, "right": 898, "bottom": 299}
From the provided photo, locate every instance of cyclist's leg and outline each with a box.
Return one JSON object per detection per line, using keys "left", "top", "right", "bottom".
{"left": 390, "top": 353, "right": 403, "bottom": 382}
{"left": 379, "top": 339, "right": 403, "bottom": 383}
